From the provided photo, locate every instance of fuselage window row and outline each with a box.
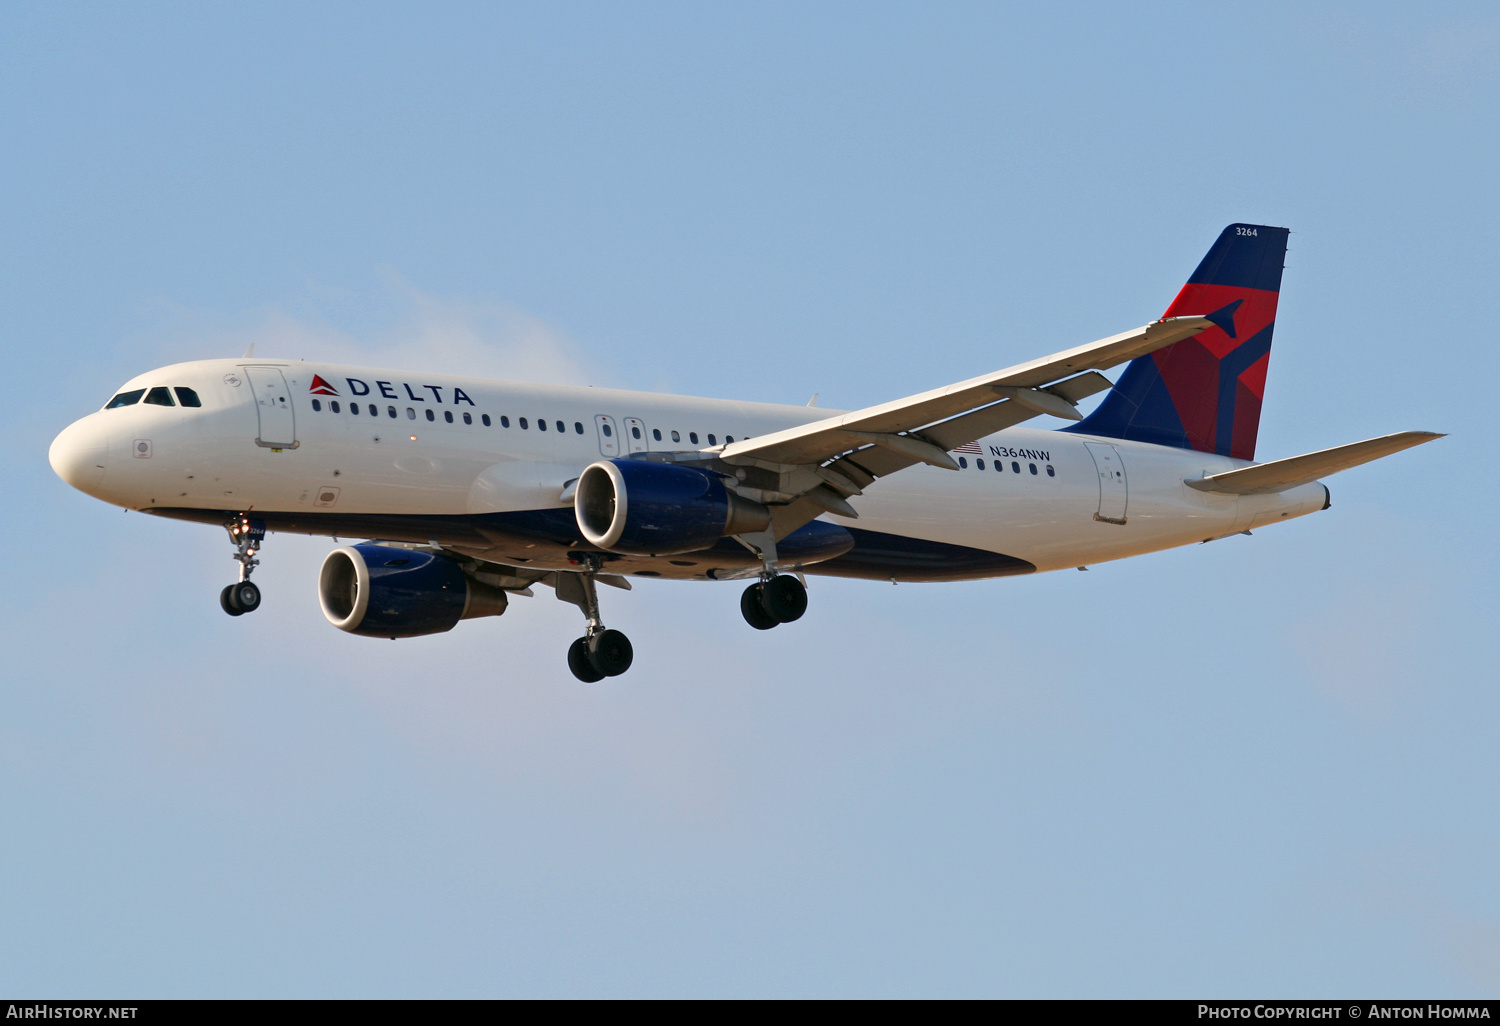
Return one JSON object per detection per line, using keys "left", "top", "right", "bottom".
{"left": 296, "top": 400, "right": 754, "bottom": 452}
{"left": 308, "top": 401, "right": 492, "bottom": 431}
{"left": 957, "top": 455, "right": 1057, "bottom": 478}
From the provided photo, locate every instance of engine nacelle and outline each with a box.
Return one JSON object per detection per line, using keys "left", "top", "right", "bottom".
{"left": 318, "top": 544, "right": 509, "bottom": 639}
{"left": 574, "top": 459, "right": 771, "bottom": 555}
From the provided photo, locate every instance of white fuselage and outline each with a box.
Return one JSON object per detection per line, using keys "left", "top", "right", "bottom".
{"left": 49, "top": 358, "right": 1328, "bottom": 580}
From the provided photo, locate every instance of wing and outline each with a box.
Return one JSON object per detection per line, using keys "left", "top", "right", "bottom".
{"left": 712, "top": 316, "right": 1213, "bottom": 538}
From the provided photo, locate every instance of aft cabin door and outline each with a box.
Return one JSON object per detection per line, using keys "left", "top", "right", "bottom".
{"left": 245, "top": 367, "right": 297, "bottom": 449}
{"left": 1084, "top": 442, "right": 1127, "bottom": 524}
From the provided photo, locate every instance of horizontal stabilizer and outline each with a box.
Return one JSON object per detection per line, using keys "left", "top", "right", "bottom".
{"left": 1185, "top": 431, "right": 1444, "bottom": 495}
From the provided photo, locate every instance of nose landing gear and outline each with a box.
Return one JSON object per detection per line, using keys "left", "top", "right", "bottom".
{"left": 220, "top": 580, "right": 261, "bottom": 616}
{"left": 220, "top": 514, "right": 265, "bottom": 616}
{"left": 556, "top": 558, "right": 634, "bottom": 682}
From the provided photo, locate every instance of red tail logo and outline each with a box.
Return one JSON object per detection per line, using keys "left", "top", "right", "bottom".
{"left": 309, "top": 374, "right": 339, "bottom": 396}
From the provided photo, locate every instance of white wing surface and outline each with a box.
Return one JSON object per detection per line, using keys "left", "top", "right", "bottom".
{"left": 712, "top": 316, "right": 1213, "bottom": 538}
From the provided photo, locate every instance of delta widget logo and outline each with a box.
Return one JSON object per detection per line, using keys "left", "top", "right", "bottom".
{"left": 309, "top": 375, "right": 339, "bottom": 396}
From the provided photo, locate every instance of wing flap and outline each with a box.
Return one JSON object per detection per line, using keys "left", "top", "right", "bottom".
{"left": 1185, "top": 431, "right": 1444, "bottom": 495}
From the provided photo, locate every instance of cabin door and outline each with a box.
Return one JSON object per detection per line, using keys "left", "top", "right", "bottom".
{"left": 623, "top": 417, "right": 649, "bottom": 453}
{"left": 594, "top": 415, "right": 620, "bottom": 457}
{"left": 245, "top": 367, "right": 298, "bottom": 449}
{"left": 1084, "top": 442, "right": 1127, "bottom": 524}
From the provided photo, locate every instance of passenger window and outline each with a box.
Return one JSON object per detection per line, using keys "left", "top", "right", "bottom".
{"left": 958, "top": 457, "right": 968, "bottom": 469}
{"left": 174, "top": 387, "right": 202, "bottom": 408}
{"left": 144, "top": 386, "right": 175, "bottom": 406}
{"left": 1029, "top": 463, "right": 1037, "bottom": 475}
{"left": 498, "top": 415, "right": 507, "bottom": 427}
{"left": 976, "top": 458, "right": 985, "bottom": 470}
{"left": 725, "top": 435, "right": 734, "bottom": 443}
{"left": 557, "top": 421, "right": 565, "bottom": 433}
{"left": 631, "top": 426, "right": 641, "bottom": 439}
{"left": 463, "top": 412, "right": 472, "bottom": 425}
{"left": 425, "top": 409, "right": 435, "bottom": 422}
{"left": 406, "top": 408, "right": 416, "bottom": 420}
{"left": 538, "top": 419, "right": 547, "bottom": 431}
{"left": 1012, "top": 461, "right": 1020, "bottom": 473}
{"left": 652, "top": 428, "right": 662, "bottom": 441}
{"left": 482, "top": 414, "right": 491, "bottom": 426}
{"left": 520, "top": 418, "right": 529, "bottom": 429}
{"left": 351, "top": 403, "right": 360, "bottom": 415}
{"left": 444, "top": 411, "right": 453, "bottom": 423}
{"left": 387, "top": 407, "right": 397, "bottom": 418}
{"left": 574, "top": 422, "right": 584, "bottom": 434}
{"left": 689, "top": 432, "right": 699, "bottom": 444}
{"left": 1046, "top": 465, "right": 1055, "bottom": 477}
{"left": 312, "top": 399, "right": 322, "bottom": 412}
{"left": 994, "top": 461, "right": 1002, "bottom": 472}
{"left": 671, "top": 430, "right": 680, "bottom": 443}
{"left": 707, "top": 434, "right": 717, "bottom": 445}
{"left": 601, "top": 423, "right": 611, "bottom": 436}
{"left": 331, "top": 401, "right": 340, "bottom": 413}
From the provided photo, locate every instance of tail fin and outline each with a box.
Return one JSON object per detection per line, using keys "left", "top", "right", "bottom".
{"left": 1068, "top": 223, "right": 1289, "bottom": 460}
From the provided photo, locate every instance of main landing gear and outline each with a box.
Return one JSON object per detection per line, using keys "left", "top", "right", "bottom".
{"left": 558, "top": 557, "right": 634, "bottom": 683}
{"left": 740, "top": 573, "right": 807, "bottom": 630}
{"left": 733, "top": 528, "right": 808, "bottom": 630}
{"left": 220, "top": 514, "right": 265, "bottom": 617}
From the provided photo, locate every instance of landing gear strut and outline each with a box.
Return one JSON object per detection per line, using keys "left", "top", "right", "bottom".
{"left": 734, "top": 529, "right": 808, "bottom": 630}
{"left": 220, "top": 514, "right": 265, "bottom": 616}
{"left": 558, "top": 557, "right": 634, "bottom": 682}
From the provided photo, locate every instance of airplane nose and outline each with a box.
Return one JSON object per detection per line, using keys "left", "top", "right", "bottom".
{"left": 49, "top": 418, "right": 109, "bottom": 493}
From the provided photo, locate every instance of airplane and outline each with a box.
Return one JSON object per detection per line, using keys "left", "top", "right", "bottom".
{"left": 49, "top": 224, "right": 1441, "bottom": 682}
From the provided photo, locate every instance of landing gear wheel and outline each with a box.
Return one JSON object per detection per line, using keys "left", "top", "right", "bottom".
{"left": 220, "top": 584, "right": 246, "bottom": 616}
{"left": 568, "top": 637, "right": 605, "bottom": 683}
{"left": 588, "top": 629, "right": 634, "bottom": 677}
{"left": 741, "top": 583, "right": 778, "bottom": 630}
{"left": 760, "top": 575, "right": 807, "bottom": 624}
{"left": 229, "top": 580, "right": 261, "bottom": 614}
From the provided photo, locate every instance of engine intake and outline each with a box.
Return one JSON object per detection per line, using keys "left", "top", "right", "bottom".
{"left": 574, "top": 459, "right": 770, "bottom": 555}
{"left": 319, "top": 544, "right": 509, "bottom": 638}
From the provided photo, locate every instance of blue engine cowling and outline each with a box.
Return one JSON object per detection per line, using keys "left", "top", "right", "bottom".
{"left": 318, "top": 543, "right": 508, "bottom": 638}
{"left": 574, "top": 458, "right": 771, "bottom": 555}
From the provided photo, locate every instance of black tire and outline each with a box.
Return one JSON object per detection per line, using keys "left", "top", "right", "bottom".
{"left": 760, "top": 575, "right": 807, "bottom": 624}
{"left": 588, "top": 629, "right": 634, "bottom": 677}
{"left": 568, "top": 637, "right": 605, "bottom": 683}
{"left": 741, "top": 583, "right": 778, "bottom": 630}
{"left": 220, "top": 584, "right": 245, "bottom": 616}
{"left": 231, "top": 580, "right": 261, "bottom": 613}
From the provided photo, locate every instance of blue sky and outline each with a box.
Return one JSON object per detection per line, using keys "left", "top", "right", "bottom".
{"left": 3, "top": 2, "right": 1497, "bottom": 997}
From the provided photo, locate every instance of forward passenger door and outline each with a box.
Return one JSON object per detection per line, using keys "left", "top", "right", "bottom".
{"left": 245, "top": 367, "right": 298, "bottom": 449}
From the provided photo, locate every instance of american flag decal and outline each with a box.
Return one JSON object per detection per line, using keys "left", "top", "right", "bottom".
{"left": 951, "top": 442, "right": 983, "bottom": 455}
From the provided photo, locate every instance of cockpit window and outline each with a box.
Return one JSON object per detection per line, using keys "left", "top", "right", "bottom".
{"left": 105, "top": 389, "right": 145, "bottom": 409}
{"left": 174, "top": 387, "right": 202, "bottom": 407}
{"left": 144, "top": 386, "right": 176, "bottom": 406}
